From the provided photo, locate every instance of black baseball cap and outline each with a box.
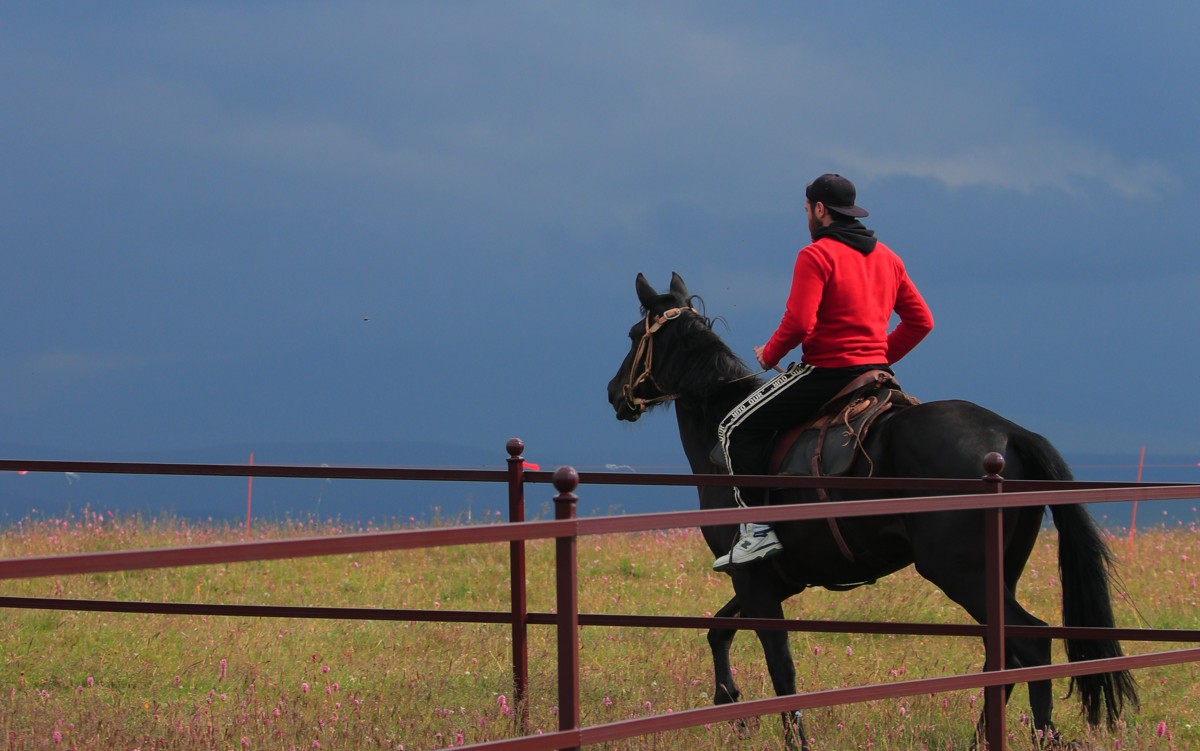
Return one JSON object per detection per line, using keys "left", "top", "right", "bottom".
{"left": 805, "top": 173, "right": 868, "bottom": 217}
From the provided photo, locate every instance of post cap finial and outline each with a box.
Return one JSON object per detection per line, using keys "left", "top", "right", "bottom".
{"left": 552, "top": 466, "right": 579, "bottom": 493}
{"left": 983, "top": 451, "right": 1005, "bottom": 476}
{"left": 506, "top": 437, "right": 525, "bottom": 457}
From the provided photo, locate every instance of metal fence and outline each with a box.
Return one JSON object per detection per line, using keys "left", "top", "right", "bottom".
{"left": 2, "top": 440, "right": 1200, "bottom": 751}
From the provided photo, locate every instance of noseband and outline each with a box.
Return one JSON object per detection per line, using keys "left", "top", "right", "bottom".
{"left": 622, "top": 306, "right": 696, "bottom": 415}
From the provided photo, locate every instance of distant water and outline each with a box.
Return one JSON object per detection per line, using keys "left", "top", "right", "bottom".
{"left": 1067, "top": 453, "right": 1200, "bottom": 531}
{"left": 2, "top": 449, "right": 1198, "bottom": 531}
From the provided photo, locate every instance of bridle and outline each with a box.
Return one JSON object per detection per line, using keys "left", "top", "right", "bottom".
{"left": 621, "top": 306, "right": 695, "bottom": 415}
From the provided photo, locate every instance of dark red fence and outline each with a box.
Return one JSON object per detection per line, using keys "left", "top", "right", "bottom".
{"left": 3, "top": 441, "right": 1200, "bottom": 751}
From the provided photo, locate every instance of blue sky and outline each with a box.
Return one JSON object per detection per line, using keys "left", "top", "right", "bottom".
{"left": 3, "top": 3, "right": 1199, "bottom": 481}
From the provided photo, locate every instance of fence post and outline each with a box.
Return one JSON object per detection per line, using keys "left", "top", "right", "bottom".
{"left": 506, "top": 438, "right": 530, "bottom": 733}
{"left": 553, "top": 466, "right": 581, "bottom": 748}
{"left": 982, "top": 451, "right": 1007, "bottom": 751}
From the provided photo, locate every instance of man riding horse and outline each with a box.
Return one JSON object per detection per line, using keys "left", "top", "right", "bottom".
{"left": 715, "top": 173, "right": 935, "bottom": 571}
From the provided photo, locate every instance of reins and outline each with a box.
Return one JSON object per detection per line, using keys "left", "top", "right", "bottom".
{"left": 622, "top": 306, "right": 694, "bottom": 414}
{"left": 622, "top": 305, "right": 773, "bottom": 415}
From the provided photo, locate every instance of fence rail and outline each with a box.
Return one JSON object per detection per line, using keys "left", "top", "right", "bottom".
{"left": 2, "top": 443, "right": 1200, "bottom": 751}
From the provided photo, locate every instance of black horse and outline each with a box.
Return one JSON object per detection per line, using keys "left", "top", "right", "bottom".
{"left": 606, "top": 272, "right": 1136, "bottom": 750}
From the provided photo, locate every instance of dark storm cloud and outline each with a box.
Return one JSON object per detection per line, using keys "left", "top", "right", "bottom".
{"left": 1, "top": 2, "right": 1197, "bottom": 467}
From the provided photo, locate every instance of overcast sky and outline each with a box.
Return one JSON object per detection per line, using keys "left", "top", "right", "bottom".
{"left": 3, "top": 3, "right": 1198, "bottom": 479}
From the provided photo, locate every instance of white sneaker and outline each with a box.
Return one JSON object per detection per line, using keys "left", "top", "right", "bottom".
{"left": 712, "top": 523, "right": 746, "bottom": 572}
{"left": 713, "top": 524, "right": 782, "bottom": 571}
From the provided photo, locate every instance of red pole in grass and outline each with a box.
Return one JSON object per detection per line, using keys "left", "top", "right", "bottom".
{"left": 245, "top": 453, "right": 254, "bottom": 538}
{"left": 1128, "top": 446, "right": 1145, "bottom": 556}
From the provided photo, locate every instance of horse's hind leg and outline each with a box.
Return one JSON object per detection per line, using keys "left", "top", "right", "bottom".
{"left": 967, "top": 615, "right": 1058, "bottom": 749}
{"left": 961, "top": 593, "right": 1059, "bottom": 747}
{"left": 918, "top": 565, "right": 1056, "bottom": 746}
{"left": 999, "top": 510, "right": 1062, "bottom": 746}
{"left": 1006, "top": 513, "right": 1064, "bottom": 747}
{"left": 1011, "top": 612, "right": 1059, "bottom": 747}
{"left": 917, "top": 507, "right": 1065, "bottom": 747}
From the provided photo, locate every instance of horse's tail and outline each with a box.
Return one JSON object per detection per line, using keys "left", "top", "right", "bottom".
{"left": 1050, "top": 502, "right": 1138, "bottom": 727}
{"left": 1016, "top": 435, "right": 1139, "bottom": 728}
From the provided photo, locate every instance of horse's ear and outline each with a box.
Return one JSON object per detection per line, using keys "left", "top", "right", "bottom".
{"left": 636, "top": 273, "right": 658, "bottom": 308}
{"left": 669, "top": 272, "right": 690, "bottom": 302}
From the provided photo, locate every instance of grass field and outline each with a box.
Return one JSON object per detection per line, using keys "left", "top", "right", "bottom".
{"left": 1, "top": 507, "right": 1199, "bottom": 750}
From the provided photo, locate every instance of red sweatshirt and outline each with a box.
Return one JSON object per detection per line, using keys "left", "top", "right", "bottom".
{"left": 759, "top": 237, "right": 933, "bottom": 370}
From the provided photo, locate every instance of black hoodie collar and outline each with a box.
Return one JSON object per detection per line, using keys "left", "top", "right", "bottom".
{"left": 812, "top": 219, "right": 877, "bottom": 254}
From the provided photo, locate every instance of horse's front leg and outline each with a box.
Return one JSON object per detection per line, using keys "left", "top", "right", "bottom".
{"left": 743, "top": 586, "right": 810, "bottom": 751}
{"left": 707, "top": 595, "right": 742, "bottom": 705}
{"left": 753, "top": 625, "right": 809, "bottom": 751}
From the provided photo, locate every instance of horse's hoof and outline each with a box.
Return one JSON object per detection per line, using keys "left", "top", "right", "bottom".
{"left": 1037, "top": 730, "right": 1089, "bottom": 750}
{"left": 783, "top": 710, "right": 808, "bottom": 751}
{"left": 730, "top": 715, "right": 759, "bottom": 739}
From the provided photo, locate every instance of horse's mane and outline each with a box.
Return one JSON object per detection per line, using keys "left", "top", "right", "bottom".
{"left": 642, "top": 295, "right": 762, "bottom": 418}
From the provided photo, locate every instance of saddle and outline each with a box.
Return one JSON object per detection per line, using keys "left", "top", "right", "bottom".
{"left": 777, "top": 370, "right": 919, "bottom": 563}
{"left": 769, "top": 370, "right": 919, "bottom": 480}
{"left": 712, "top": 369, "right": 920, "bottom": 565}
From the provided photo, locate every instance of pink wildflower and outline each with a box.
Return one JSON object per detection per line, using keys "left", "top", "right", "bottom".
{"left": 86, "top": 676, "right": 94, "bottom": 688}
{"left": 301, "top": 682, "right": 310, "bottom": 694}
{"left": 1157, "top": 721, "right": 1167, "bottom": 737}
{"left": 219, "top": 658, "right": 227, "bottom": 680}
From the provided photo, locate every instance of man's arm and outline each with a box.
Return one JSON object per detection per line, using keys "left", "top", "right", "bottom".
{"left": 759, "top": 250, "right": 828, "bottom": 369}
{"left": 886, "top": 275, "right": 933, "bottom": 364}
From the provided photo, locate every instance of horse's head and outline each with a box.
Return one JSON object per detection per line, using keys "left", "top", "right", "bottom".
{"left": 606, "top": 272, "right": 699, "bottom": 422}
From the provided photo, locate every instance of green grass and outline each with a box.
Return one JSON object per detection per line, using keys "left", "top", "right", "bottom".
{"left": 1, "top": 508, "right": 1199, "bottom": 750}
